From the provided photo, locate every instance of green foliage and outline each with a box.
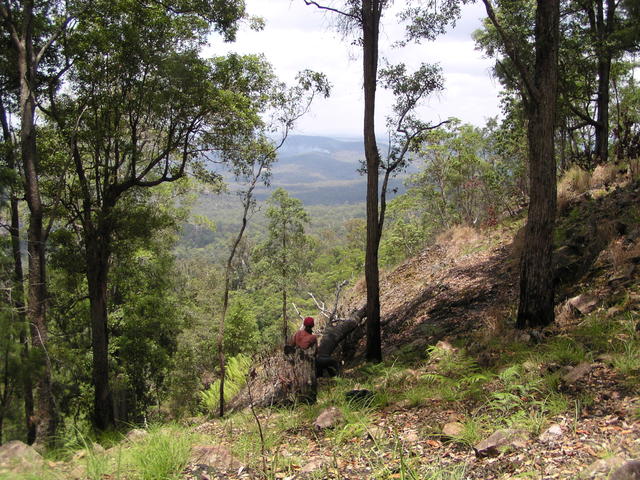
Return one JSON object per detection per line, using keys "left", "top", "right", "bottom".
{"left": 252, "top": 188, "right": 312, "bottom": 339}
{"left": 379, "top": 118, "right": 527, "bottom": 266}
{"left": 200, "top": 354, "right": 251, "bottom": 416}
{"left": 224, "top": 293, "right": 259, "bottom": 357}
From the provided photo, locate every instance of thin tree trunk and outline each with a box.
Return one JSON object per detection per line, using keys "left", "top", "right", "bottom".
{"left": 516, "top": 0, "right": 559, "bottom": 329}
{"left": 595, "top": 57, "right": 611, "bottom": 165}
{"left": 362, "top": 0, "right": 382, "bottom": 363}
{"left": 593, "top": 0, "right": 616, "bottom": 165}
{"left": 217, "top": 157, "right": 269, "bottom": 418}
{"left": 282, "top": 227, "right": 288, "bottom": 343}
{"left": 1, "top": 99, "right": 36, "bottom": 444}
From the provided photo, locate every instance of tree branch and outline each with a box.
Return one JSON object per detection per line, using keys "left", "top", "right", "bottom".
{"left": 481, "top": 0, "right": 538, "bottom": 102}
{"left": 301, "top": 0, "right": 360, "bottom": 21}
{"left": 35, "top": 15, "right": 73, "bottom": 66}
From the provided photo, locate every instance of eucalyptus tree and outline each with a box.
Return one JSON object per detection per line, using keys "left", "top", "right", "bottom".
{"left": 302, "top": 0, "right": 461, "bottom": 362}
{"left": 254, "top": 188, "right": 311, "bottom": 346}
{"left": 0, "top": 0, "right": 72, "bottom": 444}
{"left": 477, "top": 0, "right": 639, "bottom": 168}
{"left": 480, "top": 0, "right": 560, "bottom": 329}
{"left": 0, "top": 71, "right": 36, "bottom": 443}
{"left": 216, "top": 71, "right": 329, "bottom": 417}
{"left": 565, "top": 0, "right": 639, "bottom": 164}
{"left": 44, "top": 0, "right": 261, "bottom": 430}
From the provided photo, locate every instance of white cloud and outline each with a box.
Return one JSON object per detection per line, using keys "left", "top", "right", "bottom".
{"left": 204, "top": 0, "right": 502, "bottom": 137}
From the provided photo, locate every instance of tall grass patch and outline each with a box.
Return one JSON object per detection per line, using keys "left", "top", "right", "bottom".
{"left": 125, "top": 425, "right": 193, "bottom": 480}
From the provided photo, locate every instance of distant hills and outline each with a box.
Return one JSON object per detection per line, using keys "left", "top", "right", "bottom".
{"left": 185, "top": 135, "right": 406, "bottom": 254}
{"left": 245, "top": 134, "right": 405, "bottom": 205}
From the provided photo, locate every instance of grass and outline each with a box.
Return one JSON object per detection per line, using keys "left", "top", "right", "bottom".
{"left": 6, "top": 304, "right": 639, "bottom": 480}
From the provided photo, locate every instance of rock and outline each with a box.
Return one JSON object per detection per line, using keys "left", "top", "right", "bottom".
{"left": 610, "top": 460, "right": 640, "bottom": 480}
{"left": 71, "top": 443, "right": 105, "bottom": 462}
{"left": 581, "top": 456, "right": 626, "bottom": 478}
{"left": 401, "top": 430, "right": 419, "bottom": 443}
{"left": 562, "top": 362, "right": 593, "bottom": 384}
{"left": 125, "top": 428, "right": 148, "bottom": 443}
{"left": 538, "top": 423, "right": 563, "bottom": 443}
{"left": 301, "top": 456, "right": 328, "bottom": 473}
{"left": 442, "top": 422, "right": 465, "bottom": 437}
{"left": 0, "top": 440, "right": 44, "bottom": 471}
{"left": 364, "top": 425, "right": 385, "bottom": 441}
{"left": 474, "top": 429, "right": 528, "bottom": 458}
{"left": 516, "top": 332, "right": 532, "bottom": 343}
{"left": 313, "top": 407, "right": 343, "bottom": 429}
{"left": 190, "top": 445, "right": 244, "bottom": 472}
{"left": 609, "top": 265, "right": 635, "bottom": 287}
{"left": 568, "top": 294, "right": 599, "bottom": 315}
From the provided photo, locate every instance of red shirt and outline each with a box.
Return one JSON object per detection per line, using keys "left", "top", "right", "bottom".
{"left": 290, "top": 329, "right": 317, "bottom": 350}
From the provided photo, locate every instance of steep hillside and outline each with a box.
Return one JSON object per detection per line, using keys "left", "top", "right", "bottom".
{"left": 5, "top": 175, "right": 639, "bottom": 480}
{"left": 334, "top": 171, "right": 640, "bottom": 361}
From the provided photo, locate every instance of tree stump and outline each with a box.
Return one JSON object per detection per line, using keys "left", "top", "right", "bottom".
{"left": 228, "top": 346, "right": 316, "bottom": 411}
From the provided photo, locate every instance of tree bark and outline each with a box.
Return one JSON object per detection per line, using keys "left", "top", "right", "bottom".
{"left": 516, "top": 0, "right": 560, "bottom": 329}
{"left": 594, "top": 55, "right": 611, "bottom": 165}
{"left": 362, "top": 0, "right": 383, "bottom": 363}
{"left": 1, "top": 100, "right": 36, "bottom": 444}
{"left": 593, "top": 0, "right": 615, "bottom": 165}
{"left": 14, "top": 2, "right": 56, "bottom": 444}
{"left": 85, "top": 229, "right": 115, "bottom": 430}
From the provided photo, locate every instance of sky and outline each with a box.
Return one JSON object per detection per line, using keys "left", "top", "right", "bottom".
{"left": 204, "top": 1, "right": 503, "bottom": 138}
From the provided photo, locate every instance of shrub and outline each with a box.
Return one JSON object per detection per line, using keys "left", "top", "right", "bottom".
{"left": 590, "top": 163, "right": 618, "bottom": 188}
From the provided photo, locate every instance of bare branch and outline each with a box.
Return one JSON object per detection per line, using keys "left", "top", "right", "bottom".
{"left": 308, "top": 292, "right": 330, "bottom": 319}
{"left": 302, "top": 0, "right": 360, "bottom": 21}
{"left": 292, "top": 303, "right": 305, "bottom": 321}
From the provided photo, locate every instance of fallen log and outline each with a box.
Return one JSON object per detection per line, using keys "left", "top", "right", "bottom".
{"left": 317, "top": 305, "right": 367, "bottom": 357}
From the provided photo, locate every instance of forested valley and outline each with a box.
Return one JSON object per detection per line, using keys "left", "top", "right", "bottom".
{"left": 1, "top": 0, "right": 639, "bottom": 479}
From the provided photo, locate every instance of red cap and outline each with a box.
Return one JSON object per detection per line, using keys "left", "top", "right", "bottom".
{"left": 303, "top": 317, "right": 315, "bottom": 327}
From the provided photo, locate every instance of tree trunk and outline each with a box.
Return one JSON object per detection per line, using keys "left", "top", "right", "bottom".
{"left": 86, "top": 234, "right": 115, "bottom": 430}
{"left": 1, "top": 98, "right": 36, "bottom": 444}
{"left": 317, "top": 305, "right": 367, "bottom": 357}
{"left": 282, "top": 226, "right": 288, "bottom": 344}
{"left": 362, "top": 0, "right": 382, "bottom": 363}
{"left": 282, "top": 289, "right": 288, "bottom": 343}
{"left": 594, "top": 57, "right": 611, "bottom": 165}
{"left": 593, "top": 0, "right": 616, "bottom": 165}
{"left": 16, "top": 18, "right": 56, "bottom": 445}
{"left": 516, "top": 0, "right": 559, "bottom": 329}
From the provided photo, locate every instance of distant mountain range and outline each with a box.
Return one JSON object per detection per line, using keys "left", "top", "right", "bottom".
{"left": 247, "top": 134, "right": 405, "bottom": 205}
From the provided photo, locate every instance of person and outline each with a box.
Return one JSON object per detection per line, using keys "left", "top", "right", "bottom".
{"left": 288, "top": 316, "right": 317, "bottom": 350}
{"left": 287, "top": 317, "right": 339, "bottom": 378}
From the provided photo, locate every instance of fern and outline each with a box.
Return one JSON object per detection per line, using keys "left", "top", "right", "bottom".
{"left": 200, "top": 354, "right": 251, "bottom": 416}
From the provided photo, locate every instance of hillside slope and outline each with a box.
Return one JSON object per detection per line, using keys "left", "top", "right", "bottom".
{"left": 5, "top": 175, "right": 639, "bottom": 480}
